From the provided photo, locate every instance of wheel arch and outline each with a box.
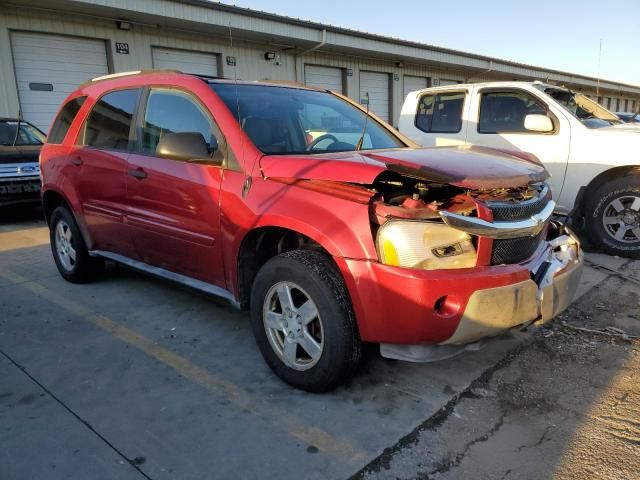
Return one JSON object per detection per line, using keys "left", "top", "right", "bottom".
{"left": 235, "top": 226, "right": 339, "bottom": 310}
{"left": 573, "top": 165, "right": 640, "bottom": 219}
{"left": 41, "top": 187, "right": 93, "bottom": 249}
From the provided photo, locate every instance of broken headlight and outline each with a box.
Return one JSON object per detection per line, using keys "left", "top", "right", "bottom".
{"left": 376, "top": 220, "right": 476, "bottom": 270}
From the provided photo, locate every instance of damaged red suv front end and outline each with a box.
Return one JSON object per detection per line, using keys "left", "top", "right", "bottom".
{"left": 42, "top": 73, "right": 582, "bottom": 391}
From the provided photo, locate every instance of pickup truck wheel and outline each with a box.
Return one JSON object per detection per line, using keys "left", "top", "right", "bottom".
{"left": 586, "top": 175, "right": 640, "bottom": 259}
{"left": 50, "top": 206, "right": 103, "bottom": 283}
{"left": 250, "top": 250, "right": 362, "bottom": 392}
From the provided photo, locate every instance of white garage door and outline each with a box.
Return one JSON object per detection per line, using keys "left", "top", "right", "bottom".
{"left": 11, "top": 32, "right": 109, "bottom": 133}
{"left": 304, "top": 65, "right": 343, "bottom": 93}
{"left": 403, "top": 75, "right": 429, "bottom": 100}
{"left": 152, "top": 47, "right": 218, "bottom": 77}
{"left": 360, "top": 71, "right": 390, "bottom": 122}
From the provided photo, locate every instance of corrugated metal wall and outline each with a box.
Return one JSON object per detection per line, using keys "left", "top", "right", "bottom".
{"left": 0, "top": 5, "right": 637, "bottom": 127}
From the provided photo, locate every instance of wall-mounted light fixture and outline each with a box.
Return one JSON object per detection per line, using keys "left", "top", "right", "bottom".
{"left": 117, "top": 21, "right": 132, "bottom": 30}
{"left": 264, "top": 52, "right": 276, "bottom": 60}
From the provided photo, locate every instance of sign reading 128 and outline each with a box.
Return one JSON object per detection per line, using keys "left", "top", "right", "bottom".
{"left": 115, "top": 42, "right": 130, "bottom": 54}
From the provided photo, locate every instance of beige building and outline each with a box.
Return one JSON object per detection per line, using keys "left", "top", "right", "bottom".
{"left": 1, "top": 0, "right": 639, "bottom": 132}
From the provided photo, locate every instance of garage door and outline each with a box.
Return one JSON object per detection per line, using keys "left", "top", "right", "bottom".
{"left": 304, "top": 65, "right": 343, "bottom": 93}
{"left": 403, "top": 75, "right": 429, "bottom": 100}
{"left": 11, "top": 32, "right": 109, "bottom": 133}
{"left": 360, "top": 71, "right": 390, "bottom": 122}
{"left": 152, "top": 47, "right": 218, "bottom": 77}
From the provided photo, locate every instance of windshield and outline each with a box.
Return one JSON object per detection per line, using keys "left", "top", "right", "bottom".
{"left": 542, "top": 87, "right": 622, "bottom": 128}
{"left": 0, "top": 120, "right": 46, "bottom": 146}
{"left": 210, "top": 83, "right": 404, "bottom": 155}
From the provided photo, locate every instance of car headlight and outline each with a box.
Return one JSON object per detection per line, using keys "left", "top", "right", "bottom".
{"left": 376, "top": 220, "right": 477, "bottom": 270}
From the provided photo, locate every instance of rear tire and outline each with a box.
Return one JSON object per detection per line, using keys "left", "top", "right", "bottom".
{"left": 49, "top": 206, "right": 103, "bottom": 283}
{"left": 585, "top": 174, "right": 640, "bottom": 259}
{"left": 250, "top": 250, "right": 362, "bottom": 392}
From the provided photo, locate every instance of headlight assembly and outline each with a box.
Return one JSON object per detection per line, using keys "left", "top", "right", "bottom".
{"left": 376, "top": 220, "right": 477, "bottom": 270}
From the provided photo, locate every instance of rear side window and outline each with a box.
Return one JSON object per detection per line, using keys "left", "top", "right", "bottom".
{"left": 83, "top": 89, "right": 140, "bottom": 150}
{"left": 415, "top": 92, "right": 464, "bottom": 133}
{"left": 478, "top": 91, "right": 547, "bottom": 134}
{"left": 48, "top": 96, "right": 86, "bottom": 144}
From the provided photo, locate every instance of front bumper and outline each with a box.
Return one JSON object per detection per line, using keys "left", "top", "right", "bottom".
{"left": 0, "top": 177, "right": 41, "bottom": 207}
{"left": 336, "top": 223, "right": 583, "bottom": 360}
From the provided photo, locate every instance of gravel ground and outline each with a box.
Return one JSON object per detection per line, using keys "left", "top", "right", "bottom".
{"left": 357, "top": 261, "right": 640, "bottom": 480}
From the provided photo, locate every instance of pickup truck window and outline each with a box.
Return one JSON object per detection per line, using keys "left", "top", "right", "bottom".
{"left": 544, "top": 89, "right": 621, "bottom": 128}
{"left": 478, "top": 91, "right": 547, "bottom": 134}
{"left": 210, "top": 83, "right": 403, "bottom": 155}
{"left": 48, "top": 96, "right": 86, "bottom": 144}
{"left": 415, "top": 92, "right": 464, "bottom": 133}
{"left": 83, "top": 89, "right": 140, "bottom": 151}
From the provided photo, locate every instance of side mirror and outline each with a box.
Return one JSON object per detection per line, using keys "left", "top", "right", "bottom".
{"left": 524, "top": 114, "right": 554, "bottom": 133}
{"left": 156, "top": 132, "right": 221, "bottom": 164}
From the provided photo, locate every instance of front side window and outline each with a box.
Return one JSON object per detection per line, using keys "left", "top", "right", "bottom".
{"left": 84, "top": 89, "right": 139, "bottom": 150}
{"left": 479, "top": 90, "right": 547, "bottom": 134}
{"left": 210, "top": 83, "right": 404, "bottom": 155}
{"left": 48, "top": 96, "right": 86, "bottom": 144}
{"left": 415, "top": 92, "right": 465, "bottom": 133}
{"left": 0, "top": 120, "right": 46, "bottom": 146}
{"left": 141, "top": 89, "right": 220, "bottom": 162}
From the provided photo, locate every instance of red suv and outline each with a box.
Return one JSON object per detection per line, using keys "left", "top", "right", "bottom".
{"left": 41, "top": 71, "right": 583, "bottom": 391}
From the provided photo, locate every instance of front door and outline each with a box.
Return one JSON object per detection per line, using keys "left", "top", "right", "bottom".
{"left": 466, "top": 88, "right": 570, "bottom": 207}
{"left": 125, "top": 88, "right": 225, "bottom": 286}
{"left": 72, "top": 88, "right": 140, "bottom": 256}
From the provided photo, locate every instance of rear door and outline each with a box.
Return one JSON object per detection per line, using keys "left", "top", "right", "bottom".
{"left": 466, "top": 88, "right": 570, "bottom": 199}
{"left": 126, "top": 87, "right": 225, "bottom": 286}
{"left": 71, "top": 88, "right": 140, "bottom": 255}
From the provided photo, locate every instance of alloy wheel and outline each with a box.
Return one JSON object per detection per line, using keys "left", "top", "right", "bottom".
{"left": 55, "top": 220, "right": 77, "bottom": 271}
{"left": 263, "top": 281, "right": 324, "bottom": 371}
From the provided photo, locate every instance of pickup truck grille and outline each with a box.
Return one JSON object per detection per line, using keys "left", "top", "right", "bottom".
{"left": 486, "top": 186, "right": 551, "bottom": 265}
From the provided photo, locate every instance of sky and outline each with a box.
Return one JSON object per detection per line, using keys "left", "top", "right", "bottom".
{"left": 219, "top": 0, "right": 640, "bottom": 86}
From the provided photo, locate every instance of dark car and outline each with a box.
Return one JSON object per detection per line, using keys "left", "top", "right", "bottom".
{"left": 615, "top": 112, "right": 640, "bottom": 124}
{"left": 0, "top": 118, "right": 45, "bottom": 207}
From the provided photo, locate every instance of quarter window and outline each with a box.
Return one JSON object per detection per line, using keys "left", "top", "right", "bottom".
{"left": 479, "top": 91, "right": 548, "bottom": 134}
{"left": 142, "top": 89, "right": 220, "bottom": 162}
{"left": 48, "top": 96, "right": 86, "bottom": 144}
{"left": 415, "top": 92, "right": 465, "bottom": 133}
{"left": 84, "top": 89, "right": 139, "bottom": 150}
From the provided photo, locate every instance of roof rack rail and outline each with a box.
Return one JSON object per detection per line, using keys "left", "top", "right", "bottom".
{"left": 87, "top": 69, "right": 184, "bottom": 83}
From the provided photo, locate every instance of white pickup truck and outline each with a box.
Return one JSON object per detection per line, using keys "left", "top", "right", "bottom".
{"left": 398, "top": 81, "right": 640, "bottom": 258}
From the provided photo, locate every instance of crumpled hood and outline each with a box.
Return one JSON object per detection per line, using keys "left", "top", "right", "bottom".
{"left": 260, "top": 145, "right": 548, "bottom": 189}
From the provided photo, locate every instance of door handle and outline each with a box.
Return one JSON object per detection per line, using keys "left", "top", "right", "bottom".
{"left": 70, "top": 157, "right": 83, "bottom": 166}
{"left": 128, "top": 168, "right": 147, "bottom": 180}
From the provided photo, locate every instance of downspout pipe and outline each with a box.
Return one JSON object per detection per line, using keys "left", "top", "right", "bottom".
{"left": 295, "top": 29, "right": 327, "bottom": 82}
{"left": 466, "top": 59, "right": 493, "bottom": 83}
{"left": 300, "top": 29, "right": 327, "bottom": 56}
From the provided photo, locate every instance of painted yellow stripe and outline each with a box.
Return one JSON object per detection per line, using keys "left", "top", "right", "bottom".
{"left": 0, "top": 269, "right": 367, "bottom": 463}
{"left": 0, "top": 226, "right": 50, "bottom": 252}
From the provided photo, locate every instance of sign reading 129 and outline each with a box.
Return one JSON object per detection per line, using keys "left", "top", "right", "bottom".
{"left": 115, "top": 42, "right": 130, "bottom": 54}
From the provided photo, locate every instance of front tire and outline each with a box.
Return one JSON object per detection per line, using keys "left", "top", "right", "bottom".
{"left": 250, "top": 250, "right": 362, "bottom": 392}
{"left": 49, "top": 206, "right": 103, "bottom": 283}
{"left": 586, "top": 174, "right": 640, "bottom": 259}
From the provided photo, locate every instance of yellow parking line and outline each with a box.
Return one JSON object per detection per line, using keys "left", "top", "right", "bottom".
{"left": 0, "top": 269, "right": 367, "bottom": 464}
{"left": 0, "top": 227, "right": 50, "bottom": 252}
